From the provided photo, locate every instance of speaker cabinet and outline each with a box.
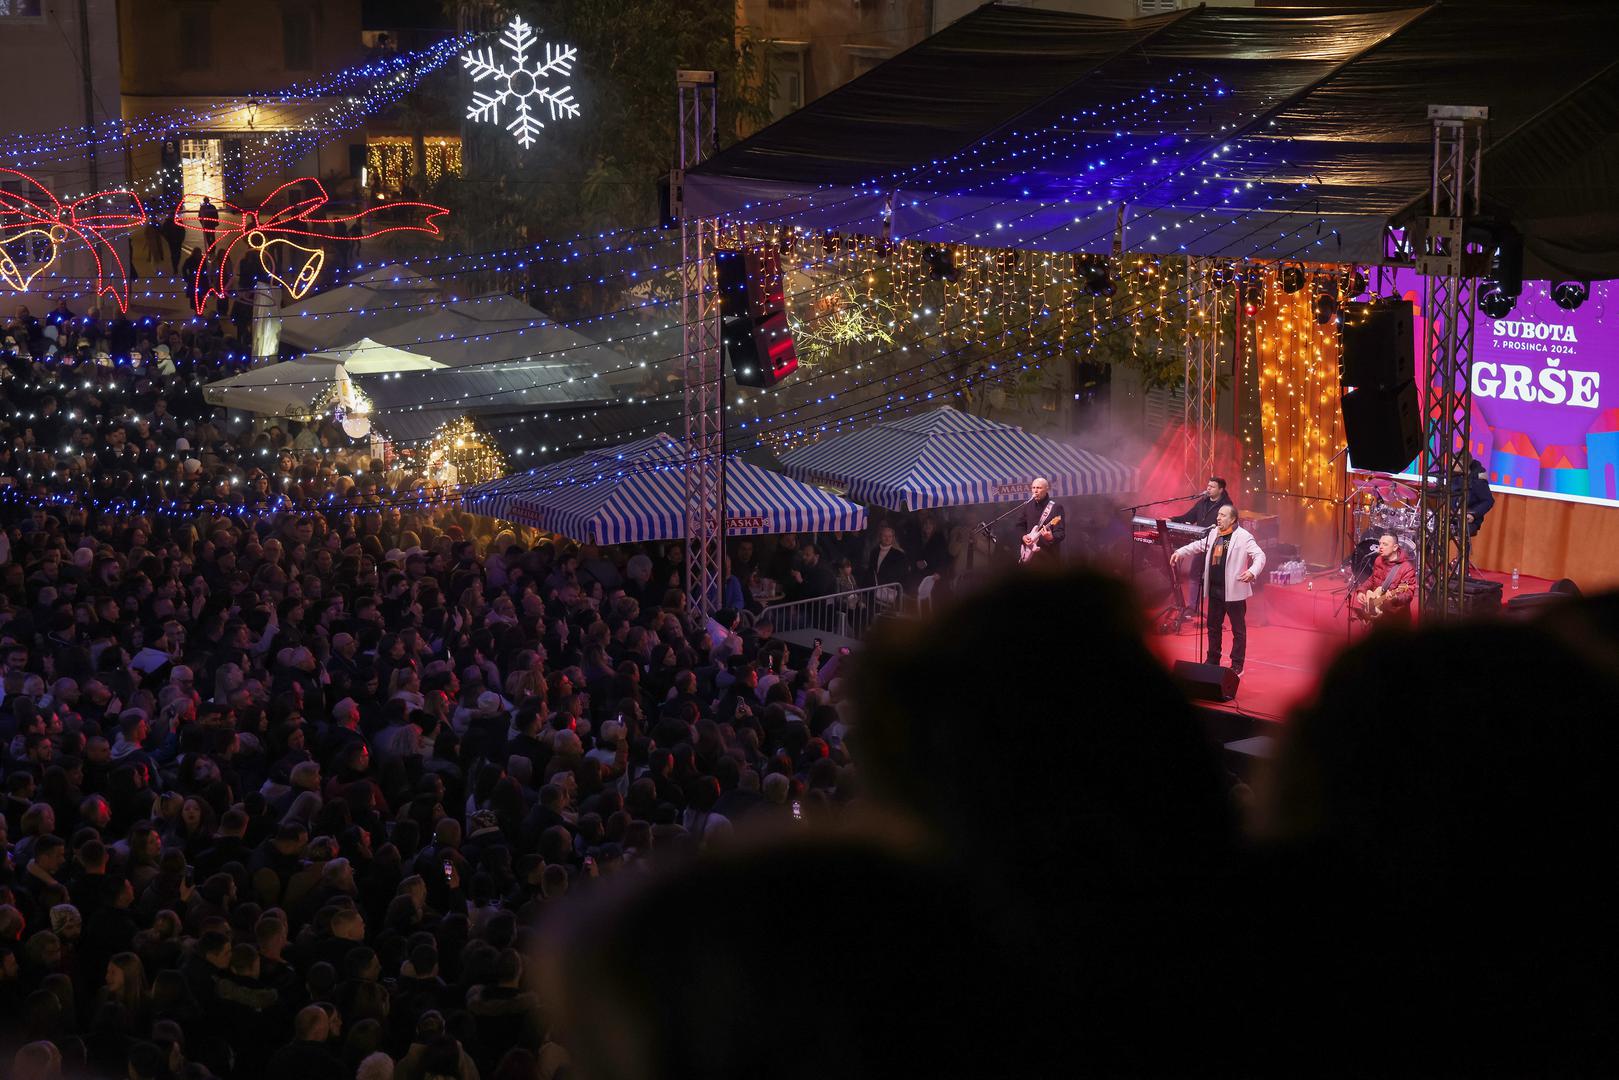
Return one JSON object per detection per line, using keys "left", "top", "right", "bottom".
{"left": 1174, "top": 660, "right": 1239, "bottom": 703}
{"left": 1341, "top": 380, "right": 1422, "bottom": 473}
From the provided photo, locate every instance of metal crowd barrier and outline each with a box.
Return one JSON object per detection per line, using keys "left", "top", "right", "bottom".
{"left": 755, "top": 583, "right": 904, "bottom": 643}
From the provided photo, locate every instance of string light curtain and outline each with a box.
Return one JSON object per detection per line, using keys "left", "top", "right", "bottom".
{"left": 366, "top": 137, "right": 464, "bottom": 191}
{"left": 420, "top": 415, "right": 507, "bottom": 488}
{"left": 1250, "top": 265, "right": 1347, "bottom": 561}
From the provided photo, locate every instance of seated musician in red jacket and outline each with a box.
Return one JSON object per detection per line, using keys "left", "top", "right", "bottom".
{"left": 1354, "top": 533, "right": 1416, "bottom": 622}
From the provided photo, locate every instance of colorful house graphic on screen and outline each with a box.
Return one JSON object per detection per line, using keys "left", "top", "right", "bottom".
{"left": 1468, "top": 401, "right": 1492, "bottom": 473}
{"left": 1539, "top": 445, "right": 1588, "bottom": 496}
{"left": 1588, "top": 409, "right": 1619, "bottom": 500}
{"left": 1491, "top": 430, "right": 1540, "bottom": 489}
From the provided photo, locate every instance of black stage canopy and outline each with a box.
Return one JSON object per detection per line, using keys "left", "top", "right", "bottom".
{"left": 686, "top": 1, "right": 1619, "bottom": 281}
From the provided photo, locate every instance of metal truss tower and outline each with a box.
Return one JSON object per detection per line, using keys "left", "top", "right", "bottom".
{"left": 1182, "top": 256, "right": 1220, "bottom": 486}
{"left": 675, "top": 70, "right": 725, "bottom": 615}
{"left": 1414, "top": 106, "right": 1487, "bottom": 618}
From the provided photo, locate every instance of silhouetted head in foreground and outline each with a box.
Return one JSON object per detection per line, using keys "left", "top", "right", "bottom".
{"left": 543, "top": 833, "right": 989, "bottom": 1080}
{"left": 851, "top": 567, "right": 1236, "bottom": 897}
{"left": 1260, "top": 607, "right": 1619, "bottom": 1074}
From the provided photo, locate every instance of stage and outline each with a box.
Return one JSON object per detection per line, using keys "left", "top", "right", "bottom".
{"left": 1148, "top": 567, "right": 1554, "bottom": 728}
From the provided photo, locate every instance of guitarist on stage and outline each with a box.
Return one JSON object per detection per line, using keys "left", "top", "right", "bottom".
{"left": 1018, "top": 477, "right": 1065, "bottom": 565}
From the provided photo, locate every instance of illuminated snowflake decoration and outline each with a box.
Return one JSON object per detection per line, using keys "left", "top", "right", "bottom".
{"left": 461, "top": 17, "right": 579, "bottom": 149}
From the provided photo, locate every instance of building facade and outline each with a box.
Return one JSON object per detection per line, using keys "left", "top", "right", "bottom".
{"left": 0, "top": 0, "right": 125, "bottom": 312}
{"left": 118, "top": 0, "right": 369, "bottom": 223}
{"left": 736, "top": 0, "right": 931, "bottom": 122}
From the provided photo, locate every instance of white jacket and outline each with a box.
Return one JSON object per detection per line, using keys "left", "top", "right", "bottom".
{"left": 1174, "top": 525, "right": 1266, "bottom": 603}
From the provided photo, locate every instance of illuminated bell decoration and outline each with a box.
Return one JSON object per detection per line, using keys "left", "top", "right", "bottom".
{"left": 247, "top": 230, "right": 326, "bottom": 300}
{"left": 0, "top": 227, "right": 61, "bottom": 292}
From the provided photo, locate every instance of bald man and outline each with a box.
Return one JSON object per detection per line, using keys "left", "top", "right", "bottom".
{"left": 1017, "top": 477, "right": 1065, "bottom": 564}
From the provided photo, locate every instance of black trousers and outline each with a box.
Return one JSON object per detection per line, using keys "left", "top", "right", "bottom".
{"left": 1206, "top": 595, "right": 1247, "bottom": 668}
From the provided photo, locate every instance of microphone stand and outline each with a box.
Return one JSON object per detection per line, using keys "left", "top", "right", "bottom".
{"left": 1120, "top": 493, "right": 1204, "bottom": 514}
{"left": 1197, "top": 525, "right": 1212, "bottom": 668}
{"left": 976, "top": 497, "right": 1034, "bottom": 560}
{"left": 1126, "top": 494, "right": 1201, "bottom": 609}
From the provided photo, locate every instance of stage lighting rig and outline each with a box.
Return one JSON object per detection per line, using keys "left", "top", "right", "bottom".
{"left": 1552, "top": 280, "right": 1588, "bottom": 311}
{"left": 1478, "top": 284, "right": 1516, "bottom": 319}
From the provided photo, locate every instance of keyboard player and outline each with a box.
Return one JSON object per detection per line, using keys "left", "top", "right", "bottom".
{"left": 1176, "top": 476, "right": 1234, "bottom": 529}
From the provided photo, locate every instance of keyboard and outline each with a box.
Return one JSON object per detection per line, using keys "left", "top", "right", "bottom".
{"left": 1131, "top": 516, "right": 1207, "bottom": 542}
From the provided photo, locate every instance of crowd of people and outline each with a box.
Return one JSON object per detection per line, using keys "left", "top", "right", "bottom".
{"left": 0, "top": 303, "right": 878, "bottom": 1080}
{"left": 2, "top": 298, "right": 1616, "bottom": 1079}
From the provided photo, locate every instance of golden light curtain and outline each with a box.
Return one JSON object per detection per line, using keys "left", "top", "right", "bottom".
{"left": 1248, "top": 267, "right": 1348, "bottom": 562}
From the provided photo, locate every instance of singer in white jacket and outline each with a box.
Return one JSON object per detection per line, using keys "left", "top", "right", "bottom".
{"left": 1173, "top": 503, "right": 1266, "bottom": 675}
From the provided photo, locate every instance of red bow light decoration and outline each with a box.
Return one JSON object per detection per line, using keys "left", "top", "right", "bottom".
{"left": 0, "top": 168, "right": 147, "bottom": 313}
{"left": 175, "top": 177, "right": 448, "bottom": 314}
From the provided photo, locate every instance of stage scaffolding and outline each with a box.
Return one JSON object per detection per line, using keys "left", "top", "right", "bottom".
{"left": 675, "top": 70, "right": 725, "bottom": 615}
{"left": 1182, "top": 256, "right": 1220, "bottom": 487}
{"left": 1413, "top": 106, "right": 1487, "bottom": 618}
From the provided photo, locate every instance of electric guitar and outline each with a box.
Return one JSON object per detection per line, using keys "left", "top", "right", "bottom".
{"left": 1019, "top": 515, "right": 1062, "bottom": 563}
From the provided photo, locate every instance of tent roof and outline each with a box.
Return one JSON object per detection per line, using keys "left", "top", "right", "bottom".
{"left": 358, "top": 296, "right": 645, "bottom": 371}
{"left": 201, "top": 357, "right": 349, "bottom": 417}
{"left": 278, "top": 265, "right": 440, "bottom": 351}
{"left": 777, "top": 405, "right": 1136, "bottom": 511}
{"left": 462, "top": 434, "right": 868, "bottom": 544}
{"left": 304, "top": 337, "right": 443, "bottom": 373}
{"left": 687, "top": 1, "right": 1619, "bottom": 281}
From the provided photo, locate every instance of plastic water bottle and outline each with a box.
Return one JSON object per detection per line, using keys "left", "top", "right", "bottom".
{"left": 1511, "top": 567, "right": 1520, "bottom": 591}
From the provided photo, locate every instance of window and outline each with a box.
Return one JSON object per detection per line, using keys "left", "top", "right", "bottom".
{"left": 180, "top": 138, "right": 224, "bottom": 202}
{"left": 845, "top": 46, "right": 892, "bottom": 81}
{"left": 179, "top": 6, "right": 212, "bottom": 71}
{"left": 283, "top": 9, "right": 313, "bottom": 70}
{"left": 0, "top": 0, "right": 44, "bottom": 16}
{"left": 1136, "top": 0, "right": 1180, "bottom": 14}
{"left": 768, "top": 44, "right": 808, "bottom": 121}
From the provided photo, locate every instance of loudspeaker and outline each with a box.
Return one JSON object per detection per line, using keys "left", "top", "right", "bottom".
{"left": 715, "top": 247, "right": 799, "bottom": 388}
{"left": 1341, "top": 380, "right": 1422, "bottom": 472}
{"left": 1173, "top": 660, "right": 1239, "bottom": 703}
{"left": 656, "top": 172, "right": 676, "bottom": 230}
{"left": 1461, "top": 577, "right": 1504, "bottom": 615}
{"left": 1340, "top": 300, "right": 1414, "bottom": 390}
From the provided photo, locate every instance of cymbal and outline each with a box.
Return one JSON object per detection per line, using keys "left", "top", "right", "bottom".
{"left": 1351, "top": 472, "right": 1418, "bottom": 503}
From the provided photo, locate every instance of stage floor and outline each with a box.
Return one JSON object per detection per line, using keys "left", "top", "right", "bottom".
{"left": 1148, "top": 567, "right": 1553, "bottom": 725}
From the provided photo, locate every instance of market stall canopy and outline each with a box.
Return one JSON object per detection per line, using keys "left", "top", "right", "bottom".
{"left": 777, "top": 405, "right": 1136, "bottom": 511}
{"left": 320, "top": 338, "right": 445, "bottom": 374}
{"left": 362, "top": 296, "right": 645, "bottom": 371}
{"left": 278, "top": 265, "right": 441, "bottom": 351}
{"left": 686, "top": 1, "right": 1619, "bottom": 281}
{"left": 463, "top": 433, "right": 868, "bottom": 544}
{"left": 201, "top": 341, "right": 439, "bottom": 417}
{"left": 353, "top": 363, "right": 630, "bottom": 445}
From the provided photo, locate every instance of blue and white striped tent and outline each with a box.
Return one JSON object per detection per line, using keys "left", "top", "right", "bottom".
{"left": 463, "top": 434, "right": 867, "bottom": 544}
{"left": 778, "top": 406, "right": 1136, "bottom": 511}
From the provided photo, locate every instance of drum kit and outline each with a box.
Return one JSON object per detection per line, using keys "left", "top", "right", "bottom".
{"left": 1346, "top": 471, "right": 1420, "bottom": 581}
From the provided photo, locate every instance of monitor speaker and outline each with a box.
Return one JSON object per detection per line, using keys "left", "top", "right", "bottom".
{"left": 1341, "top": 380, "right": 1422, "bottom": 473}
{"left": 1173, "top": 660, "right": 1239, "bottom": 703}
